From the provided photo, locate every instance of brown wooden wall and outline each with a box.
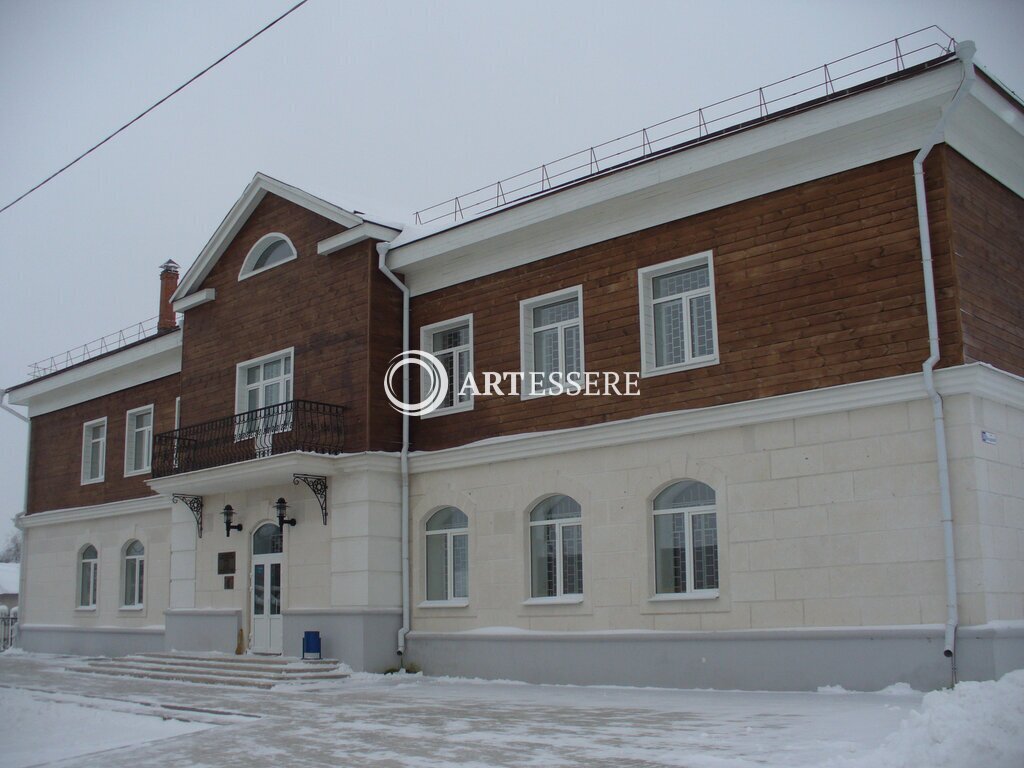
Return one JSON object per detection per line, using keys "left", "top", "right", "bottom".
{"left": 26, "top": 374, "right": 180, "bottom": 513}
{"left": 178, "top": 193, "right": 403, "bottom": 453}
{"left": 410, "top": 151, "right": 964, "bottom": 451}
{"left": 946, "top": 149, "right": 1024, "bottom": 377}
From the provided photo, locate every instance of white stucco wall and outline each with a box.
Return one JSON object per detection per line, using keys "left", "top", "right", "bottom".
{"left": 21, "top": 505, "right": 170, "bottom": 628}
{"left": 409, "top": 390, "right": 1023, "bottom": 634}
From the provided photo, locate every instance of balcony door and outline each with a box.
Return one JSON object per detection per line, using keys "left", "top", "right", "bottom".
{"left": 252, "top": 523, "right": 284, "bottom": 654}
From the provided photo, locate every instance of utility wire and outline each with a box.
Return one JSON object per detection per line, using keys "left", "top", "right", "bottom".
{"left": 0, "top": 0, "right": 311, "bottom": 216}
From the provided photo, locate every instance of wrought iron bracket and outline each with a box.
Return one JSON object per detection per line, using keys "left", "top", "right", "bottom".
{"left": 293, "top": 474, "right": 328, "bottom": 525}
{"left": 172, "top": 494, "right": 204, "bottom": 538}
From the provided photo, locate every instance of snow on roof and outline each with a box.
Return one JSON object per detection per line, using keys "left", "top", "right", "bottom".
{"left": 0, "top": 562, "right": 19, "bottom": 595}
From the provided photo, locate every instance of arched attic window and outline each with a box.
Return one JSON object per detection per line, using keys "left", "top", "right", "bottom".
{"left": 238, "top": 233, "right": 297, "bottom": 280}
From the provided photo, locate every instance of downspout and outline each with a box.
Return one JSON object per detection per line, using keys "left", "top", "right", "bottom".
{"left": 376, "top": 241, "right": 411, "bottom": 657}
{"left": 912, "top": 40, "right": 976, "bottom": 679}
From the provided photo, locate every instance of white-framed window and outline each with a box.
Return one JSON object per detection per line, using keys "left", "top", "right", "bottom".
{"left": 238, "top": 233, "right": 297, "bottom": 280}
{"left": 638, "top": 251, "right": 719, "bottom": 377}
{"left": 652, "top": 480, "right": 719, "bottom": 596}
{"left": 81, "top": 417, "right": 107, "bottom": 485}
{"left": 529, "top": 495, "right": 583, "bottom": 599}
{"left": 420, "top": 315, "right": 473, "bottom": 416}
{"left": 235, "top": 348, "right": 294, "bottom": 440}
{"left": 124, "top": 405, "right": 154, "bottom": 476}
{"left": 424, "top": 507, "right": 469, "bottom": 604}
{"left": 122, "top": 540, "right": 145, "bottom": 608}
{"left": 78, "top": 544, "right": 98, "bottom": 609}
{"left": 520, "top": 286, "right": 584, "bottom": 398}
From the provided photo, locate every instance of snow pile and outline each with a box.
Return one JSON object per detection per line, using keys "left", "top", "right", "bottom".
{"left": 0, "top": 562, "right": 18, "bottom": 595}
{"left": 835, "top": 669, "right": 1024, "bottom": 768}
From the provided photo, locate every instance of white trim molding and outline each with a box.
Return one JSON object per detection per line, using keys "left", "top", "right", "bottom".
{"left": 410, "top": 363, "right": 1024, "bottom": 473}
{"left": 172, "top": 288, "right": 216, "bottom": 313}
{"left": 318, "top": 222, "right": 402, "bottom": 255}
{"left": 19, "top": 494, "right": 170, "bottom": 529}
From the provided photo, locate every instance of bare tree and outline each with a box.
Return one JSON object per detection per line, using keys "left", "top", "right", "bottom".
{"left": 0, "top": 531, "right": 21, "bottom": 563}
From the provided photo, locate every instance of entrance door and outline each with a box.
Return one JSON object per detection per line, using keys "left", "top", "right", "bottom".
{"left": 252, "top": 523, "right": 283, "bottom": 654}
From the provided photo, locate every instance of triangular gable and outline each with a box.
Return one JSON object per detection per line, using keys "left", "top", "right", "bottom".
{"left": 172, "top": 173, "right": 367, "bottom": 302}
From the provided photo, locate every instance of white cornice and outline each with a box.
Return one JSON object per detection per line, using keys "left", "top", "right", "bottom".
{"left": 7, "top": 331, "right": 181, "bottom": 417}
{"left": 173, "top": 173, "right": 365, "bottom": 302}
{"left": 318, "top": 223, "right": 402, "bottom": 255}
{"left": 172, "top": 288, "right": 216, "bottom": 313}
{"left": 18, "top": 494, "right": 169, "bottom": 529}
{"left": 409, "top": 364, "right": 1024, "bottom": 473}
{"left": 389, "top": 64, "right": 966, "bottom": 296}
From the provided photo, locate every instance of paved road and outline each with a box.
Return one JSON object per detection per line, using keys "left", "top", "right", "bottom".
{"left": 0, "top": 653, "right": 917, "bottom": 767}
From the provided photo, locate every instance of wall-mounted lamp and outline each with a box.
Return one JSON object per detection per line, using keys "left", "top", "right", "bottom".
{"left": 275, "top": 497, "right": 296, "bottom": 532}
{"left": 223, "top": 505, "right": 243, "bottom": 537}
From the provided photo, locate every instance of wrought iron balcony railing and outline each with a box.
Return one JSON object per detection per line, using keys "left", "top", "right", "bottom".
{"left": 152, "top": 400, "right": 345, "bottom": 478}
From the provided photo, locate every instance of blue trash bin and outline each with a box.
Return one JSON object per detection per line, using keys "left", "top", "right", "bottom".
{"left": 302, "top": 630, "right": 322, "bottom": 660}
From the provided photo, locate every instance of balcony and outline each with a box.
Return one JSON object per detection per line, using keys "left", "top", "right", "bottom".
{"left": 152, "top": 400, "right": 345, "bottom": 478}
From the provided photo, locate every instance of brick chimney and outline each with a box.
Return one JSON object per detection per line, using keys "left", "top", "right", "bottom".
{"left": 158, "top": 260, "right": 179, "bottom": 332}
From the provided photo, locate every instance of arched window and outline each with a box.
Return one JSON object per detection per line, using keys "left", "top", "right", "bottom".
{"left": 253, "top": 523, "right": 283, "bottom": 555}
{"left": 238, "top": 233, "right": 297, "bottom": 280}
{"left": 425, "top": 507, "right": 469, "bottom": 603}
{"left": 78, "top": 545, "right": 98, "bottom": 608}
{"left": 653, "top": 480, "right": 718, "bottom": 595}
{"left": 122, "top": 540, "right": 145, "bottom": 608}
{"left": 529, "top": 495, "right": 582, "bottom": 598}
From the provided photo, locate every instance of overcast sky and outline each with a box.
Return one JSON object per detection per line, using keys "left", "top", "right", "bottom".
{"left": 1, "top": 0, "right": 1022, "bottom": 542}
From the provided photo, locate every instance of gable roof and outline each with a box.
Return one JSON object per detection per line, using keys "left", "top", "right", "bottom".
{"left": 172, "top": 173, "right": 368, "bottom": 302}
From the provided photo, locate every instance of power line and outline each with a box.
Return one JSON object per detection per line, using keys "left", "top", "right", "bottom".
{"left": 0, "top": 0, "right": 311, "bottom": 217}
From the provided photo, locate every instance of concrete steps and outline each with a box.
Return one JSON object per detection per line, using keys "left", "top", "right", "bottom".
{"left": 72, "top": 652, "right": 349, "bottom": 689}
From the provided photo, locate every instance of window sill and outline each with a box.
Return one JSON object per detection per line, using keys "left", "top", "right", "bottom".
{"left": 75, "top": 607, "right": 97, "bottom": 613}
{"left": 648, "top": 590, "right": 719, "bottom": 602}
{"left": 522, "top": 595, "right": 584, "bottom": 606}
{"left": 119, "top": 605, "right": 145, "bottom": 612}
{"left": 641, "top": 356, "right": 719, "bottom": 379}
{"left": 123, "top": 468, "right": 151, "bottom": 478}
{"left": 80, "top": 477, "right": 104, "bottom": 486}
{"left": 418, "top": 599, "right": 469, "bottom": 608}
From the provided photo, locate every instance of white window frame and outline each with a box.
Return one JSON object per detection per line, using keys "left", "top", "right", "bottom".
{"left": 81, "top": 417, "right": 107, "bottom": 485}
{"left": 238, "top": 233, "right": 298, "bottom": 281}
{"left": 77, "top": 544, "right": 98, "bottom": 610}
{"left": 421, "top": 509, "right": 470, "bottom": 607}
{"left": 123, "top": 405, "right": 154, "bottom": 477}
{"left": 525, "top": 497, "right": 584, "bottom": 604}
{"left": 650, "top": 484, "right": 720, "bottom": 602}
{"left": 235, "top": 348, "right": 295, "bottom": 442}
{"left": 638, "top": 251, "right": 719, "bottom": 378}
{"left": 420, "top": 314, "right": 474, "bottom": 418}
{"left": 519, "top": 285, "right": 584, "bottom": 399}
{"left": 121, "top": 540, "right": 145, "bottom": 609}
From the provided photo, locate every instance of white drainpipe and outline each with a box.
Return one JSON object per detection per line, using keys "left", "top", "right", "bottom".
{"left": 912, "top": 40, "right": 976, "bottom": 675}
{"left": 376, "top": 241, "right": 411, "bottom": 657}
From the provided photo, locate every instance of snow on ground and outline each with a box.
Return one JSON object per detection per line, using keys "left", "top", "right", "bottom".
{"left": 831, "top": 669, "right": 1024, "bottom": 768}
{"left": 0, "top": 652, "right": 1020, "bottom": 767}
{"left": 0, "top": 687, "right": 210, "bottom": 768}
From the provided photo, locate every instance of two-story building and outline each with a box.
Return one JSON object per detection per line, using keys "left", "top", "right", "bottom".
{"left": 5, "top": 31, "right": 1023, "bottom": 690}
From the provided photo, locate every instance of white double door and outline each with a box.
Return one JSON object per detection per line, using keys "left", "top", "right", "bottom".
{"left": 252, "top": 549, "right": 283, "bottom": 654}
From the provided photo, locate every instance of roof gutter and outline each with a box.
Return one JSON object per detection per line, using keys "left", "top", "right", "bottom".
{"left": 912, "top": 39, "right": 976, "bottom": 683}
{"left": 0, "top": 388, "right": 28, "bottom": 424}
{"left": 376, "top": 241, "right": 411, "bottom": 660}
